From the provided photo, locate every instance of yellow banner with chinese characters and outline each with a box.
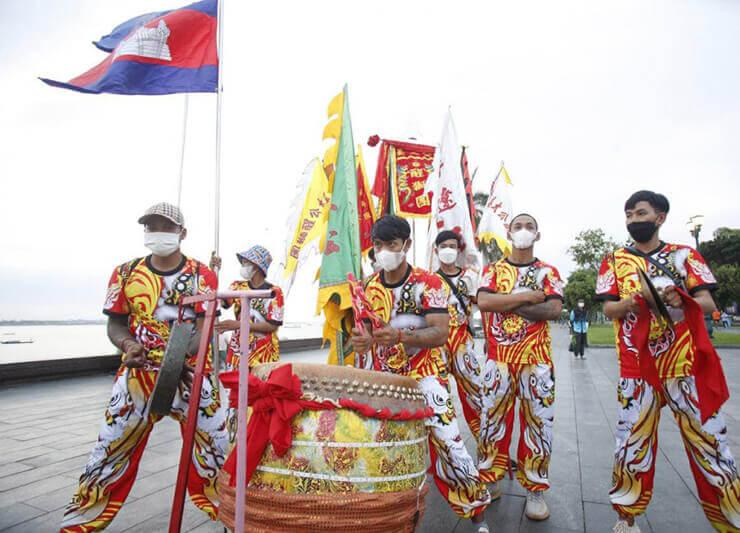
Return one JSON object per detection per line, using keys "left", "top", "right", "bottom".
{"left": 282, "top": 160, "right": 331, "bottom": 284}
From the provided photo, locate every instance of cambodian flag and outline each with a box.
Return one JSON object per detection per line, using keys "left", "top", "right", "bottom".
{"left": 40, "top": 0, "right": 218, "bottom": 95}
{"left": 93, "top": 10, "right": 174, "bottom": 53}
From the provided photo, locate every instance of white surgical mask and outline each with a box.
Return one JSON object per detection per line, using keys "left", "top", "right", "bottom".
{"left": 144, "top": 232, "right": 180, "bottom": 257}
{"left": 240, "top": 265, "right": 256, "bottom": 280}
{"left": 376, "top": 248, "right": 406, "bottom": 272}
{"left": 438, "top": 248, "right": 458, "bottom": 265}
{"left": 510, "top": 229, "right": 537, "bottom": 250}
{"left": 577, "top": 302, "right": 585, "bottom": 309}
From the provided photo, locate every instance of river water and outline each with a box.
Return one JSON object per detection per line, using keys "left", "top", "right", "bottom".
{"left": 0, "top": 322, "right": 324, "bottom": 364}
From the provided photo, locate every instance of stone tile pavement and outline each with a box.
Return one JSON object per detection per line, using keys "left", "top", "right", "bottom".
{"left": 1, "top": 327, "right": 738, "bottom": 532}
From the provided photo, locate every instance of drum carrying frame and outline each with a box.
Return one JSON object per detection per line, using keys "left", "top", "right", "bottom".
{"left": 168, "top": 288, "right": 272, "bottom": 533}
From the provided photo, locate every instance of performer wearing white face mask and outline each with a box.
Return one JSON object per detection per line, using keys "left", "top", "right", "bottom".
{"left": 476, "top": 213, "right": 564, "bottom": 522}
{"left": 434, "top": 230, "right": 486, "bottom": 441}
{"left": 61, "top": 202, "right": 229, "bottom": 532}
{"left": 210, "top": 245, "right": 283, "bottom": 373}
{"left": 210, "top": 245, "right": 283, "bottom": 444}
{"left": 351, "top": 215, "right": 492, "bottom": 532}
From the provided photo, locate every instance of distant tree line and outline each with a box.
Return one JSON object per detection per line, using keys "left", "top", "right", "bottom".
{"left": 699, "top": 228, "right": 740, "bottom": 312}
{"left": 563, "top": 229, "right": 620, "bottom": 321}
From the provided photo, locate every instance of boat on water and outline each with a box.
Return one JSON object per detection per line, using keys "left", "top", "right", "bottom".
{"left": 0, "top": 338, "right": 34, "bottom": 344}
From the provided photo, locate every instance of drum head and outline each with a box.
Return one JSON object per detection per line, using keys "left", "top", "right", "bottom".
{"left": 150, "top": 321, "right": 195, "bottom": 416}
{"left": 252, "top": 362, "right": 426, "bottom": 412}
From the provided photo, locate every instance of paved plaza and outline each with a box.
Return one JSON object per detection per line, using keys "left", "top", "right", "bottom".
{"left": 1, "top": 326, "right": 738, "bottom": 532}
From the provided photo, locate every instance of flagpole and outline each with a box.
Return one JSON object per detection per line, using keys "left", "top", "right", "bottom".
{"left": 176, "top": 94, "right": 189, "bottom": 208}
{"left": 214, "top": 0, "right": 224, "bottom": 259}
{"left": 412, "top": 219, "right": 417, "bottom": 265}
{"left": 210, "top": 0, "right": 225, "bottom": 378}
{"left": 213, "top": 1, "right": 248, "bottom": 532}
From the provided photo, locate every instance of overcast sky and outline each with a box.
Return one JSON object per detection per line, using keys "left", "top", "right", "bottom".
{"left": 1, "top": 0, "right": 738, "bottom": 321}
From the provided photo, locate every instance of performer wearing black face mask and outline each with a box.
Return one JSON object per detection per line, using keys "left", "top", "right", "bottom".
{"left": 627, "top": 219, "right": 660, "bottom": 243}
{"left": 594, "top": 190, "right": 739, "bottom": 533}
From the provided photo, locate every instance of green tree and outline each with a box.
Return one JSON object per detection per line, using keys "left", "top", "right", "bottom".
{"left": 698, "top": 228, "right": 740, "bottom": 269}
{"left": 567, "top": 229, "right": 620, "bottom": 271}
{"left": 714, "top": 264, "right": 740, "bottom": 310}
{"left": 563, "top": 268, "right": 597, "bottom": 317}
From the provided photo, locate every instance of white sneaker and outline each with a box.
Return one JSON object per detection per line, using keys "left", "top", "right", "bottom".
{"left": 474, "top": 521, "right": 490, "bottom": 533}
{"left": 524, "top": 490, "right": 549, "bottom": 520}
{"left": 613, "top": 519, "right": 641, "bottom": 533}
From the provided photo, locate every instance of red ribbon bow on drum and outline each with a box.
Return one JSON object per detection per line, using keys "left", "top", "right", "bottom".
{"left": 631, "top": 289, "right": 729, "bottom": 424}
{"left": 220, "top": 364, "right": 305, "bottom": 485}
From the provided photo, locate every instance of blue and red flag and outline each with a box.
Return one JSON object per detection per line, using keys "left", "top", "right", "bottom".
{"left": 40, "top": 0, "right": 218, "bottom": 95}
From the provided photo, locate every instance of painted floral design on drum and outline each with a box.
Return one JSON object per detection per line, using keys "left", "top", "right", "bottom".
{"left": 249, "top": 408, "right": 428, "bottom": 495}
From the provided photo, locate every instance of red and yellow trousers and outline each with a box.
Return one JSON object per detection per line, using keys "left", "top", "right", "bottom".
{"left": 225, "top": 333, "right": 280, "bottom": 444}
{"left": 418, "top": 373, "right": 491, "bottom": 519}
{"left": 444, "top": 324, "right": 485, "bottom": 438}
{"left": 59, "top": 366, "right": 229, "bottom": 533}
{"left": 611, "top": 376, "right": 740, "bottom": 531}
{"left": 477, "top": 361, "right": 555, "bottom": 492}
{"left": 225, "top": 331, "right": 279, "bottom": 371}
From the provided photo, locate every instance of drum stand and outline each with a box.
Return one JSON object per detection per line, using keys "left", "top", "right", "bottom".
{"left": 168, "top": 288, "right": 272, "bottom": 533}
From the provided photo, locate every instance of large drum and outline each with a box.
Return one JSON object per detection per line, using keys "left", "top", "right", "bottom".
{"left": 217, "top": 362, "right": 430, "bottom": 533}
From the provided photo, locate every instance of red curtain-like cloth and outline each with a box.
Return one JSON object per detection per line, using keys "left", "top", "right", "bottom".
{"left": 219, "top": 364, "right": 432, "bottom": 485}
{"left": 679, "top": 288, "right": 730, "bottom": 423}
{"left": 631, "top": 291, "right": 729, "bottom": 423}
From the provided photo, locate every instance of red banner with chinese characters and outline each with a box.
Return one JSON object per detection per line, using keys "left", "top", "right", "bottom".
{"left": 356, "top": 146, "right": 376, "bottom": 254}
{"left": 371, "top": 140, "right": 435, "bottom": 218}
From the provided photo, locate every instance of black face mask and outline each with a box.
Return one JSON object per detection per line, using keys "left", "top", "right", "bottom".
{"left": 627, "top": 221, "right": 658, "bottom": 243}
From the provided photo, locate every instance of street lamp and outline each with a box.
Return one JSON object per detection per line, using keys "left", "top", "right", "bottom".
{"left": 687, "top": 215, "right": 704, "bottom": 248}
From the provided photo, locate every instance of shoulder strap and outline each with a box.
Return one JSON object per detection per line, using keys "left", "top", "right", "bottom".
{"left": 119, "top": 257, "right": 143, "bottom": 290}
{"left": 624, "top": 246, "right": 685, "bottom": 289}
{"left": 438, "top": 270, "right": 467, "bottom": 308}
{"left": 190, "top": 259, "right": 201, "bottom": 296}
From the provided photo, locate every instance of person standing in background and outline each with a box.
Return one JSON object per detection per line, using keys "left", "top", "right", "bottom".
{"left": 569, "top": 299, "right": 589, "bottom": 359}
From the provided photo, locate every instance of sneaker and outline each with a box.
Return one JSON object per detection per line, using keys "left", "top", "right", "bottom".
{"left": 474, "top": 521, "right": 490, "bottom": 533}
{"left": 524, "top": 490, "right": 549, "bottom": 520}
{"left": 489, "top": 481, "right": 502, "bottom": 501}
{"left": 581, "top": 354, "right": 587, "bottom": 360}
{"left": 613, "top": 519, "right": 640, "bottom": 533}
